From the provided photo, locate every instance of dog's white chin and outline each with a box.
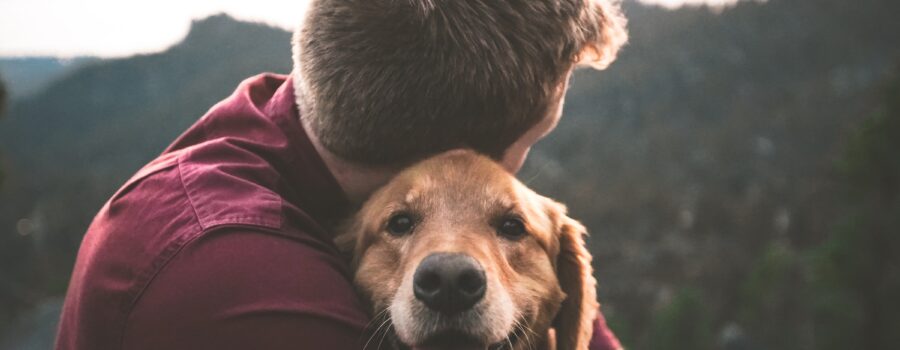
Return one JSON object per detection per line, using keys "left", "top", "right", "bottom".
{"left": 412, "top": 346, "right": 485, "bottom": 350}
{"left": 390, "top": 277, "right": 517, "bottom": 348}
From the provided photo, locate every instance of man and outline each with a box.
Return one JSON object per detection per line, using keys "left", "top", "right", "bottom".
{"left": 56, "top": 0, "right": 628, "bottom": 349}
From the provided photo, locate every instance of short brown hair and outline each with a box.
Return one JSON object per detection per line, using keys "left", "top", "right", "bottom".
{"left": 293, "top": 0, "right": 627, "bottom": 165}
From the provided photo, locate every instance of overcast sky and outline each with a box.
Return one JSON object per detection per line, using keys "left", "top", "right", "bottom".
{"left": 0, "top": 0, "right": 741, "bottom": 58}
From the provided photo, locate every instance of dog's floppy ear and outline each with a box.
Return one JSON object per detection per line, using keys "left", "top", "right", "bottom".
{"left": 334, "top": 211, "right": 371, "bottom": 268}
{"left": 547, "top": 200, "right": 599, "bottom": 350}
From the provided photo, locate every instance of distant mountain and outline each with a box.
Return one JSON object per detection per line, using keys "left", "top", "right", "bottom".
{"left": 0, "top": 57, "right": 98, "bottom": 100}
{"left": 1, "top": 1, "right": 899, "bottom": 349}
{"left": 1, "top": 13, "right": 292, "bottom": 233}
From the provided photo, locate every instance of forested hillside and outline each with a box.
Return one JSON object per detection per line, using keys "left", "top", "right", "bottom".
{"left": 1, "top": 77, "right": 6, "bottom": 187}
{"left": 521, "top": 0, "right": 900, "bottom": 348}
{"left": 1, "top": 0, "right": 899, "bottom": 348}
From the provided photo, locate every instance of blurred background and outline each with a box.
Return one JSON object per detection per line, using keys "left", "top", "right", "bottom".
{"left": 1, "top": 0, "right": 899, "bottom": 349}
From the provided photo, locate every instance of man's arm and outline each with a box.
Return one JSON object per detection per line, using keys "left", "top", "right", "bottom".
{"left": 122, "top": 229, "right": 371, "bottom": 349}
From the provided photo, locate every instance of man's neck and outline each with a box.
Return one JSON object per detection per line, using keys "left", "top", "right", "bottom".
{"left": 300, "top": 119, "right": 399, "bottom": 205}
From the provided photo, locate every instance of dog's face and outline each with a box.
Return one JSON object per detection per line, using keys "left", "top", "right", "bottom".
{"left": 345, "top": 151, "right": 597, "bottom": 350}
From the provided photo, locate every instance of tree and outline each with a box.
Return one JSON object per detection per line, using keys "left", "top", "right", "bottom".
{"left": 647, "top": 288, "right": 715, "bottom": 350}
{"left": 1, "top": 76, "right": 6, "bottom": 111}
{"left": 1, "top": 76, "right": 6, "bottom": 188}
{"left": 811, "top": 67, "right": 900, "bottom": 350}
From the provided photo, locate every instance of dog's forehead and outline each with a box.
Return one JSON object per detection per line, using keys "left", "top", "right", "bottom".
{"left": 401, "top": 173, "right": 436, "bottom": 204}
{"left": 403, "top": 163, "right": 554, "bottom": 227}
{"left": 397, "top": 164, "right": 518, "bottom": 210}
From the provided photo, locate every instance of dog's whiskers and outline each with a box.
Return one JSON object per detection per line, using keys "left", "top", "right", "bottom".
{"left": 515, "top": 322, "right": 529, "bottom": 350}
{"left": 363, "top": 309, "right": 393, "bottom": 350}
{"left": 376, "top": 321, "right": 395, "bottom": 350}
{"left": 363, "top": 308, "right": 390, "bottom": 332}
{"left": 515, "top": 318, "right": 540, "bottom": 350}
{"left": 527, "top": 327, "right": 540, "bottom": 350}
{"left": 369, "top": 318, "right": 393, "bottom": 350}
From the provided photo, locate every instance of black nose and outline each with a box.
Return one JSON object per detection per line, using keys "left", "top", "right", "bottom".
{"left": 413, "top": 253, "right": 486, "bottom": 315}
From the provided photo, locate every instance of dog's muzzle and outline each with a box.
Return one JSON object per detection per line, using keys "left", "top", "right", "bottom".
{"left": 413, "top": 253, "right": 486, "bottom": 315}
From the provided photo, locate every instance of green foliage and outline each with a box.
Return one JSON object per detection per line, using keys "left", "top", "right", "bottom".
{"left": 0, "top": 75, "right": 6, "bottom": 112}
{"left": 528, "top": 0, "right": 900, "bottom": 347}
{"left": 737, "top": 242, "right": 804, "bottom": 347}
{"left": 740, "top": 243, "right": 794, "bottom": 311}
{"left": 808, "top": 216, "right": 868, "bottom": 350}
{"left": 808, "top": 207, "right": 900, "bottom": 350}
{"left": 808, "top": 71, "right": 900, "bottom": 350}
{"left": 0, "top": 75, "right": 6, "bottom": 188}
{"left": 727, "top": 69, "right": 900, "bottom": 350}
{"left": 648, "top": 288, "right": 714, "bottom": 350}
{"left": 603, "top": 312, "right": 636, "bottom": 350}
{"left": 839, "top": 77, "right": 900, "bottom": 195}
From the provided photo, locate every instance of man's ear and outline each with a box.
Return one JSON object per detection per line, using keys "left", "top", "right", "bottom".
{"left": 549, "top": 201, "right": 599, "bottom": 350}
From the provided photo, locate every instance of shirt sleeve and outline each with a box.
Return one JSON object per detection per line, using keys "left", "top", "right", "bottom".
{"left": 121, "top": 229, "right": 372, "bottom": 350}
{"left": 589, "top": 311, "right": 624, "bottom": 350}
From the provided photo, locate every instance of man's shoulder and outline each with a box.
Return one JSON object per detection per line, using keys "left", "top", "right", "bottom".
{"left": 97, "top": 140, "right": 285, "bottom": 234}
{"left": 121, "top": 228, "right": 370, "bottom": 349}
{"left": 85, "top": 136, "right": 322, "bottom": 280}
{"left": 63, "top": 149, "right": 356, "bottom": 345}
{"left": 74, "top": 137, "right": 318, "bottom": 307}
{"left": 59, "top": 74, "right": 357, "bottom": 348}
{"left": 111, "top": 135, "right": 308, "bottom": 235}
{"left": 83, "top": 74, "right": 334, "bottom": 302}
{"left": 132, "top": 228, "right": 363, "bottom": 315}
{"left": 175, "top": 139, "right": 285, "bottom": 231}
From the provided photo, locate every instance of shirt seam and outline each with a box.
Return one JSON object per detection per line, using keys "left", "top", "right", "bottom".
{"left": 118, "top": 229, "right": 205, "bottom": 350}
{"left": 175, "top": 144, "right": 283, "bottom": 231}
{"left": 115, "top": 158, "right": 205, "bottom": 350}
{"left": 177, "top": 151, "right": 206, "bottom": 231}
{"left": 118, "top": 156, "right": 284, "bottom": 349}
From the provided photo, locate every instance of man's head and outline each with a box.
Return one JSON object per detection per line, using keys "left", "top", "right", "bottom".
{"left": 293, "top": 0, "right": 627, "bottom": 170}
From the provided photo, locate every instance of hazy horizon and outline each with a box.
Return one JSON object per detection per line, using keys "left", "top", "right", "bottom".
{"left": 0, "top": 0, "right": 743, "bottom": 58}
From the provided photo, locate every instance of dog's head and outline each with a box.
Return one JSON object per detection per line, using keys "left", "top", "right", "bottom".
{"left": 345, "top": 150, "right": 598, "bottom": 349}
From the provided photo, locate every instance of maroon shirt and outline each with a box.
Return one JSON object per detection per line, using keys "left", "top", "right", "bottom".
{"left": 56, "top": 74, "right": 621, "bottom": 350}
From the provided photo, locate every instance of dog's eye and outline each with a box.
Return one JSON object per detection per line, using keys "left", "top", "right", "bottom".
{"left": 498, "top": 218, "right": 527, "bottom": 239}
{"left": 387, "top": 214, "right": 415, "bottom": 236}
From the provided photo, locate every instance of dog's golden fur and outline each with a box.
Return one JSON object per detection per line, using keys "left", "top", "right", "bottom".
{"left": 338, "top": 150, "right": 598, "bottom": 349}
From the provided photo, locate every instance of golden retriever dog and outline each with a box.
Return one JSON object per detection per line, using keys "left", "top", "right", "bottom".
{"left": 338, "top": 150, "right": 598, "bottom": 350}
